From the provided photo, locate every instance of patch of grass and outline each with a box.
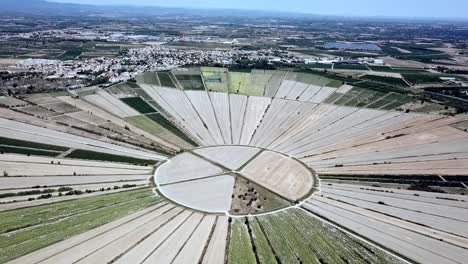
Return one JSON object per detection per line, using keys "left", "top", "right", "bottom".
{"left": 0, "top": 188, "right": 160, "bottom": 264}
{"left": 65, "top": 149, "right": 155, "bottom": 166}
{"left": 120, "top": 97, "right": 157, "bottom": 114}
{"left": 228, "top": 219, "right": 257, "bottom": 264}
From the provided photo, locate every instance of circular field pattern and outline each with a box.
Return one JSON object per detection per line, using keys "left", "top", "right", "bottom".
{"left": 1, "top": 68, "right": 467, "bottom": 264}
{"left": 155, "top": 146, "right": 318, "bottom": 215}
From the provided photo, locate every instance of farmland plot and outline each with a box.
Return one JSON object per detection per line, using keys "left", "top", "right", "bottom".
{"left": 239, "top": 96, "right": 270, "bottom": 145}
{"left": 156, "top": 152, "right": 223, "bottom": 184}
{"left": 229, "top": 72, "right": 252, "bottom": 95}
{"left": 202, "top": 68, "right": 229, "bottom": 93}
{"left": 229, "top": 94, "right": 248, "bottom": 145}
{"left": 185, "top": 91, "right": 225, "bottom": 145}
{"left": 83, "top": 90, "right": 139, "bottom": 118}
{"left": 0, "top": 118, "right": 166, "bottom": 161}
{"left": 194, "top": 146, "right": 260, "bottom": 171}
{"left": 0, "top": 188, "right": 160, "bottom": 264}
{"left": 209, "top": 92, "right": 232, "bottom": 144}
{"left": 4, "top": 67, "right": 468, "bottom": 263}
{"left": 241, "top": 150, "right": 315, "bottom": 201}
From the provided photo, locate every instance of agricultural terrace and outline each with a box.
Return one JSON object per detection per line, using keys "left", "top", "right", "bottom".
{"left": 1, "top": 67, "right": 467, "bottom": 264}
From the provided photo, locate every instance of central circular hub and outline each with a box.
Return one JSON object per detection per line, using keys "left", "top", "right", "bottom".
{"left": 154, "top": 146, "right": 317, "bottom": 216}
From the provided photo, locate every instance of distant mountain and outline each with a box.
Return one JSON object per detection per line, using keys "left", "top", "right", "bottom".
{"left": 0, "top": 0, "right": 302, "bottom": 18}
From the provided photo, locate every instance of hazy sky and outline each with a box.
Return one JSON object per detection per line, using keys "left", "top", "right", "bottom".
{"left": 51, "top": 0, "right": 468, "bottom": 19}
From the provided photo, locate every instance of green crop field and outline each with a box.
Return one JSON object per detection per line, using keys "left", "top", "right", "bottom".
{"left": 175, "top": 74, "right": 205, "bottom": 90}
{"left": 362, "top": 75, "right": 409, "bottom": 87}
{"left": 334, "top": 64, "right": 370, "bottom": 70}
{"left": 120, "top": 97, "right": 157, "bottom": 114}
{"left": 0, "top": 188, "right": 160, "bottom": 264}
{"left": 0, "top": 136, "right": 69, "bottom": 151}
{"left": 157, "top": 72, "right": 177, "bottom": 88}
{"left": 126, "top": 114, "right": 196, "bottom": 148}
{"left": 0, "top": 146, "right": 61, "bottom": 157}
{"left": 65, "top": 149, "right": 155, "bottom": 166}
{"left": 403, "top": 73, "right": 444, "bottom": 85}
{"left": 228, "top": 219, "right": 257, "bottom": 264}
{"left": 229, "top": 72, "right": 253, "bottom": 94}
{"left": 252, "top": 209, "right": 404, "bottom": 264}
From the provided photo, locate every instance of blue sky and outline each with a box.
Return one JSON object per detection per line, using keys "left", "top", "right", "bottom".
{"left": 51, "top": 0, "right": 468, "bottom": 19}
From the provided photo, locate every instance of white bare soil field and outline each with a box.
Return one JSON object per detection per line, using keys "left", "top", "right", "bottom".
{"left": 241, "top": 151, "right": 314, "bottom": 201}
{"left": 201, "top": 216, "right": 228, "bottom": 264}
{"left": 324, "top": 182, "right": 468, "bottom": 208}
{"left": 16, "top": 105, "right": 62, "bottom": 118}
{"left": 156, "top": 152, "right": 223, "bottom": 184}
{"left": 171, "top": 215, "right": 216, "bottom": 264}
{"left": 308, "top": 87, "right": 336, "bottom": 103}
{"left": 35, "top": 203, "right": 175, "bottom": 264}
{"left": 114, "top": 210, "right": 193, "bottom": 264}
{"left": 57, "top": 96, "right": 178, "bottom": 151}
{"left": 296, "top": 85, "right": 322, "bottom": 102}
{"left": 23, "top": 94, "right": 60, "bottom": 105}
{"left": 312, "top": 191, "right": 468, "bottom": 249}
{"left": 317, "top": 159, "right": 468, "bottom": 176}
{"left": 0, "top": 117, "right": 166, "bottom": 160}
{"left": 229, "top": 94, "right": 248, "bottom": 145}
{"left": 185, "top": 91, "right": 225, "bottom": 145}
{"left": 209, "top": 92, "right": 232, "bottom": 144}
{"left": 252, "top": 100, "right": 317, "bottom": 148}
{"left": 249, "top": 99, "right": 288, "bottom": 146}
{"left": 319, "top": 188, "right": 468, "bottom": 236}
{"left": 263, "top": 71, "right": 286, "bottom": 98}
{"left": 159, "top": 176, "right": 235, "bottom": 213}
{"left": 267, "top": 103, "right": 338, "bottom": 150}
{"left": 74, "top": 205, "right": 183, "bottom": 264}
{"left": 239, "top": 96, "right": 270, "bottom": 145}
{"left": 274, "top": 80, "right": 297, "bottom": 99}
{"left": 283, "top": 108, "right": 385, "bottom": 157}
{"left": 0, "top": 154, "right": 148, "bottom": 169}
{"left": 0, "top": 96, "right": 28, "bottom": 107}
{"left": 65, "top": 111, "right": 108, "bottom": 125}
{"left": 0, "top": 174, "right": 148, "bottom": 190}
{"left": 83, "top": 90, "right": 139, "bottom": 118}
{"left": 285, "top": 82, "right": 309, "bottom": 100}
{"left": 194, "top": 146, "right": 261, "bottom": 171}
{"left": 272, "top": 106, "right": 358, "bottom": 154}
{"left": 0, "top": 186, "right": 145, "bottom": 211}
{"left": 0, "top": 180, "right": 145, "bottom": 196}
{"left": 141, "top": 213, "right": 207, "bottom": 263}
{"left": 0, "top": 161, "right": 150, "bottom": 176}
{"left": 304, "top": 198, "right": 468, "bottom": 264}
{"left": 155, "top": 87, "right": 215, "bottom": 145}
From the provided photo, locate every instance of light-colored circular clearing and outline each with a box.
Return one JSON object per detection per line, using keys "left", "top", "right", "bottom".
{"left": 154, "top": 145, "right": 317, "bottom": 215}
